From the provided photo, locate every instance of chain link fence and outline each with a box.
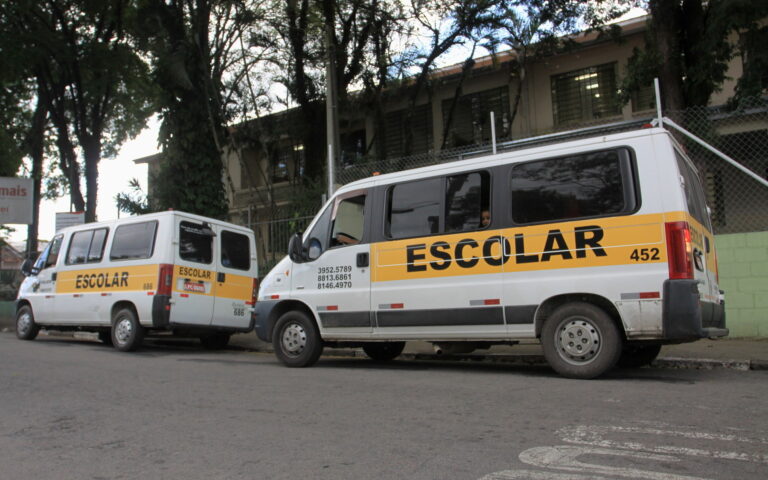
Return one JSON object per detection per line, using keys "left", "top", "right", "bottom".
{"left": 668, "top": 97, "right": 768, "bottom": 234}
{"left": 242, "top": 96, "right": 767, "bottom": 269}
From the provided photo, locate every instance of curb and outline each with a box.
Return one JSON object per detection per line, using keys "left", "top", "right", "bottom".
{"left": 240, "top": 345, "right": 766, "bottom": 371}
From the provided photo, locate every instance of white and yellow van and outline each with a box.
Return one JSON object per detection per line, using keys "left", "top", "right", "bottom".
{"left": 254, "top": 127, "right": 727, "bottom": 378}
{"left": 15, "top": 211, "right": 258, "bottom": 351}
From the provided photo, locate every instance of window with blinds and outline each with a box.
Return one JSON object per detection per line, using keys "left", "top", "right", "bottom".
{"left": 551, "top": 63, "right": 621, "bottom": 126}
{"left": 442, "top": 87, "right": 510, "bottom": 148}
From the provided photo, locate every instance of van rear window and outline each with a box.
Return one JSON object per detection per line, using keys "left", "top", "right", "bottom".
{"left": 510, "top": 149, "right": 636, "bottom": 224}
{"left": 221, "top": 230, "right": 250, "bottom": 270}
{"left": 110, "top": 221, "right": 157, "bottom": 260}
{"left": 179, "top": 221, "right": 213, "bottom": 264}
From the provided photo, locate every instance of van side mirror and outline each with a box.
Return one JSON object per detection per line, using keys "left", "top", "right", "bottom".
{"left": 20, "top": 258, "right": 35, "bottom": 277}
{"left": 288, "top": 233, "right": 305, "bottom": 263}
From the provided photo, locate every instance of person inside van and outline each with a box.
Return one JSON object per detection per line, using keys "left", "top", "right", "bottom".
{"left": 335, "top": 232, "right": 359, "bottom": 245}
{"left": 481, "top": 209, "right": 491, "bottom": 228}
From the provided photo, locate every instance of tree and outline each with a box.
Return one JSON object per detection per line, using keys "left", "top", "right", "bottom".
{"left": 138, "top": 0, "right": 259, "bottom": 218}
{"left": 7, "top": 0, "right": 155, "bottom": 223}
{"left": 622, "top": 0, "right": 768, "bottom": 112}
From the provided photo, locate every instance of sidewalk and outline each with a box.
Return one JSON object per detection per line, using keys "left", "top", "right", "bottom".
{"left": 229, "top": 332, "right": 768, "bottom": 371}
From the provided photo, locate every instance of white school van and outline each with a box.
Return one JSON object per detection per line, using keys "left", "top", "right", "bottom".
{"left": 254, "top": 127, "right": 727, "bottom": 378}
{"left": 15, "top": 211, "right": 258, "bottom": 351}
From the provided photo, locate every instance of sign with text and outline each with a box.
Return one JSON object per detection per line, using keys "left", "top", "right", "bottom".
{"left": 56, "top": 211, "right": 85, "bottom": 231}
{"left": 0, "top": 177, "right": 33, "bottom": 224}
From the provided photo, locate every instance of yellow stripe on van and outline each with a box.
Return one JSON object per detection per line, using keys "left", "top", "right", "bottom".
{"left": 57, "top": 265, "right": 159, "bottom": 293}
{"left": 214, "top": 272, "right": 253, "bottom": 301}
{"left": 371, "top": 212, "right": 672, "bottom": 283}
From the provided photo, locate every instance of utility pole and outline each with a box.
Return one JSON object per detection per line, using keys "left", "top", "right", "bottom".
{"left": 324, "top": 2, "right": 340, "bottom": 198}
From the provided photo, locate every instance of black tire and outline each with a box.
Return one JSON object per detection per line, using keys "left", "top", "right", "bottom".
{"left": 618, "top": 344, "right": 662, "bottom": 368}
{"left": 98, "top": 331, "right": 113, "bottom": 346}
{"left": 15, "top": 305, "right": 40, "bottom": 341}
{"left": 272, "top": 311, "right": 323, "bottom": 367}
{"left": 362, "top": 342, "right": 406, "bottom": 362}
{"left": 111, "top": 308, "right": 145, "bottom": 352}
{"left": 200, "top": 333, "right": 231, "bottom": 350}
{"left": 541, "top": 302, "right": 622, "bottom": 379}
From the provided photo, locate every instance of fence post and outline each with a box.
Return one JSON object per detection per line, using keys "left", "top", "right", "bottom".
{"left": 490, "top": 111, "right": 497, "bottom": 154}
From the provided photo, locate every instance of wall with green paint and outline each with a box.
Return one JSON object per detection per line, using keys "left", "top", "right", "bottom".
{"left": 715, "top": 231, "right": 768, "bottom": 337}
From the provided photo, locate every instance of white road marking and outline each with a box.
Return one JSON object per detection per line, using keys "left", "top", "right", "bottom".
{"left": 478, "top": 469, "right": 611, "bottom": 480}
{"left": 558, "top": 425, "right": 768, "bottom": 464}
{"left": 518, "top": 445, "right": 710, "bottom": 480}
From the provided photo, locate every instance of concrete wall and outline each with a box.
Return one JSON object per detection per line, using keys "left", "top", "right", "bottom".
{"left": 716, "top": 231, "right": 768, "bottom": 337}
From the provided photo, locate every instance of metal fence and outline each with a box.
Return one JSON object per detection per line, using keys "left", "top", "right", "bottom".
{"left": 243, "top": 96, "right": 768, "bottom": 268}
{"left": 668, "top": 97, "right": 768, "bottom": 234}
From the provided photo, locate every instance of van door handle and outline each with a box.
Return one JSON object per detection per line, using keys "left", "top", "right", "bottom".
{"left": 693, "top": 249, "right": 705, "bottom": 271}
{"left": 357, "top": 252, "right": 369, "bottom": 268}
{"left": 52, "top": 272, "right": 57, "bottom": 281}
{"left": 217, "top": 272, "right": 226, "bottom": 282}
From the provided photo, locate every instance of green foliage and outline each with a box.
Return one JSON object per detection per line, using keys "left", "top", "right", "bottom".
{"left": 622, "top": 0, "right": 768, "bottom": 109}
{"left": 116, "top": 178, "right": 154, "bottom": 216}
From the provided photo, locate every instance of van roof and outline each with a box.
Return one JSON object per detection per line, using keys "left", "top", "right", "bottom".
{"left": 336, "top": 126, "right": 671, "bottom": 193}
{"left": 54, "top": 210, "right": 252, "bottom": 236}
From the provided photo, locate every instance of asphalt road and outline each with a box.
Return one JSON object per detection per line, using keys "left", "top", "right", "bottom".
{"left": 1, "top": 332, "right": 766, "bottom": 480}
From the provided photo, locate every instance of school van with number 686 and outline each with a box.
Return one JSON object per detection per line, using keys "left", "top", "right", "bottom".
{"left": 15, "top": 211, "right": 258, "bottom": 351}
{"left": 254, "top": 126, "right": 727, "bottom": 379}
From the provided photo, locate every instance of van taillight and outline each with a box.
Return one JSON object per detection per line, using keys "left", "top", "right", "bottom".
{"left": 665, "top": 222, "right": 694, "bottom": 280}
{"left": 157, "top": 264, "right": 174, "bottom": 296}
{"left": 247, "top": 277, "right": 260, "bottom": 306}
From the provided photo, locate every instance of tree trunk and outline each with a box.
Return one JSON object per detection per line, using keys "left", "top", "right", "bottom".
{"left": 649, "top": 0, "right": 685, "bottom": 117}
{"left": 82, "top": 136, "right": 101, "bottom": 223}
{"left": 25, "top": 87, "right": 47, "bottom": 256}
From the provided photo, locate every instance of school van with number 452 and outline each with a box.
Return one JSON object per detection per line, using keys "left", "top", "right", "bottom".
{"left": 254, "top": 126, "right": 727, "bottom": 379}
{"left": 15, "top": 211, "right": 258, "bottom": 351}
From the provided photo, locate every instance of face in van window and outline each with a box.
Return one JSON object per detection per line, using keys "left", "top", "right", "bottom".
{"left": 179, "top": 221, "right": 213, "bottom": 264}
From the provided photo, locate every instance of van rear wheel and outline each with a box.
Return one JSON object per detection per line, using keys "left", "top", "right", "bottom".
{"left": 111, "top": 308, "right": 144, "bottom": 352}
{"left": 541, "top": 302, "right": 621, "bottom": 379}
{"left": 273, "top": 311, "right": 323, "bottom": 367}
{"left": 363, "top": 342, "right": 406, "bottom": 362}
{"left": 16, "top": 305, "right": 40, "bottom": 341}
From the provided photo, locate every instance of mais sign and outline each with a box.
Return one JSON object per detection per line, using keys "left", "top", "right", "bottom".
{"left": 0, "top": 177, "right": 33, "bottom": 225}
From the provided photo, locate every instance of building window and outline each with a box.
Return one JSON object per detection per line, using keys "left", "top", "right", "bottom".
{"left": 442, "top": 87, "right": 510, "bottom": 148}
{"left": 632, "top": 83, "right": 656, "bottom": 112}
{"left": 551, "top": 63, "right": 621, "bottom": 126}
{"left": 384, "top": 104, "right": 433, "bottom": 159}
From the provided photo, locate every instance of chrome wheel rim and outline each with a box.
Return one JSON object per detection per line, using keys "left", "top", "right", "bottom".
{"left": 114, "top": 317, "right": 133, "bottom": 345}
{"left": 17, "top": 312, "right": 33, "bottom": 336}
{"left": 556, "top": 316, "right": 601, "bottom": 365}
{"left": 281, "top": 323, "right": 307, "bottom": 357}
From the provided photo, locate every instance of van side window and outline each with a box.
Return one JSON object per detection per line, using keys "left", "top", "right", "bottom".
{"left": 110, "top": 221, "right": 158, "bottom": 260}
{"left": 330, "top": 194, "right": 366, "bottom": 247}
{"left": 179, "top": 221, "right": 213, "bottom": 264}
{"left": 221, "top": 230, "right": 250, "bottom": 270}
{"left": 47, "top": 234, "right": 63, "bottom": 268}
{"left": 675, "top": 151, "right": 710, "bottom": 229}
{"left": 66, "top": 228, "right": 108, "bottom": 265}
{"left": 387, "top": 178, "right": 441, "bottom": 238}
{"left": 511, "top": 149, "right": 634, "bottom": 224}
{"left": 446, "top": 171, "right": 491, "bottom": 232}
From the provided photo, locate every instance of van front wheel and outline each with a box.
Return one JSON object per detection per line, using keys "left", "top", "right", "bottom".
{"left": 273, "top": 311, "right": 323, "bottom": 367}
{"left": 111, "top": 308, "right": 144, "bottom": 352}
{"left": 541, "top": 302, "right": 621, "bottom": 379}
{"left": 16, "top": 305, "right": 40, "bottom": 341}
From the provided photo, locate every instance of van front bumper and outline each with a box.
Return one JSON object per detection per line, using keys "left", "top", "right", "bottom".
{"left": 662, "top": 279, "right": 728, "bottom": 340}
{"left": 253, "top": 300, "right": 280, "bottom": 342}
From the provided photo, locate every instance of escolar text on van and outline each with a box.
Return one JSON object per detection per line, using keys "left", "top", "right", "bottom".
{"left": 253, "top": 126, "right": 727, "bottom": 379}
{"left": 15, "top": 211, "right": 258, "bottom": 351}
